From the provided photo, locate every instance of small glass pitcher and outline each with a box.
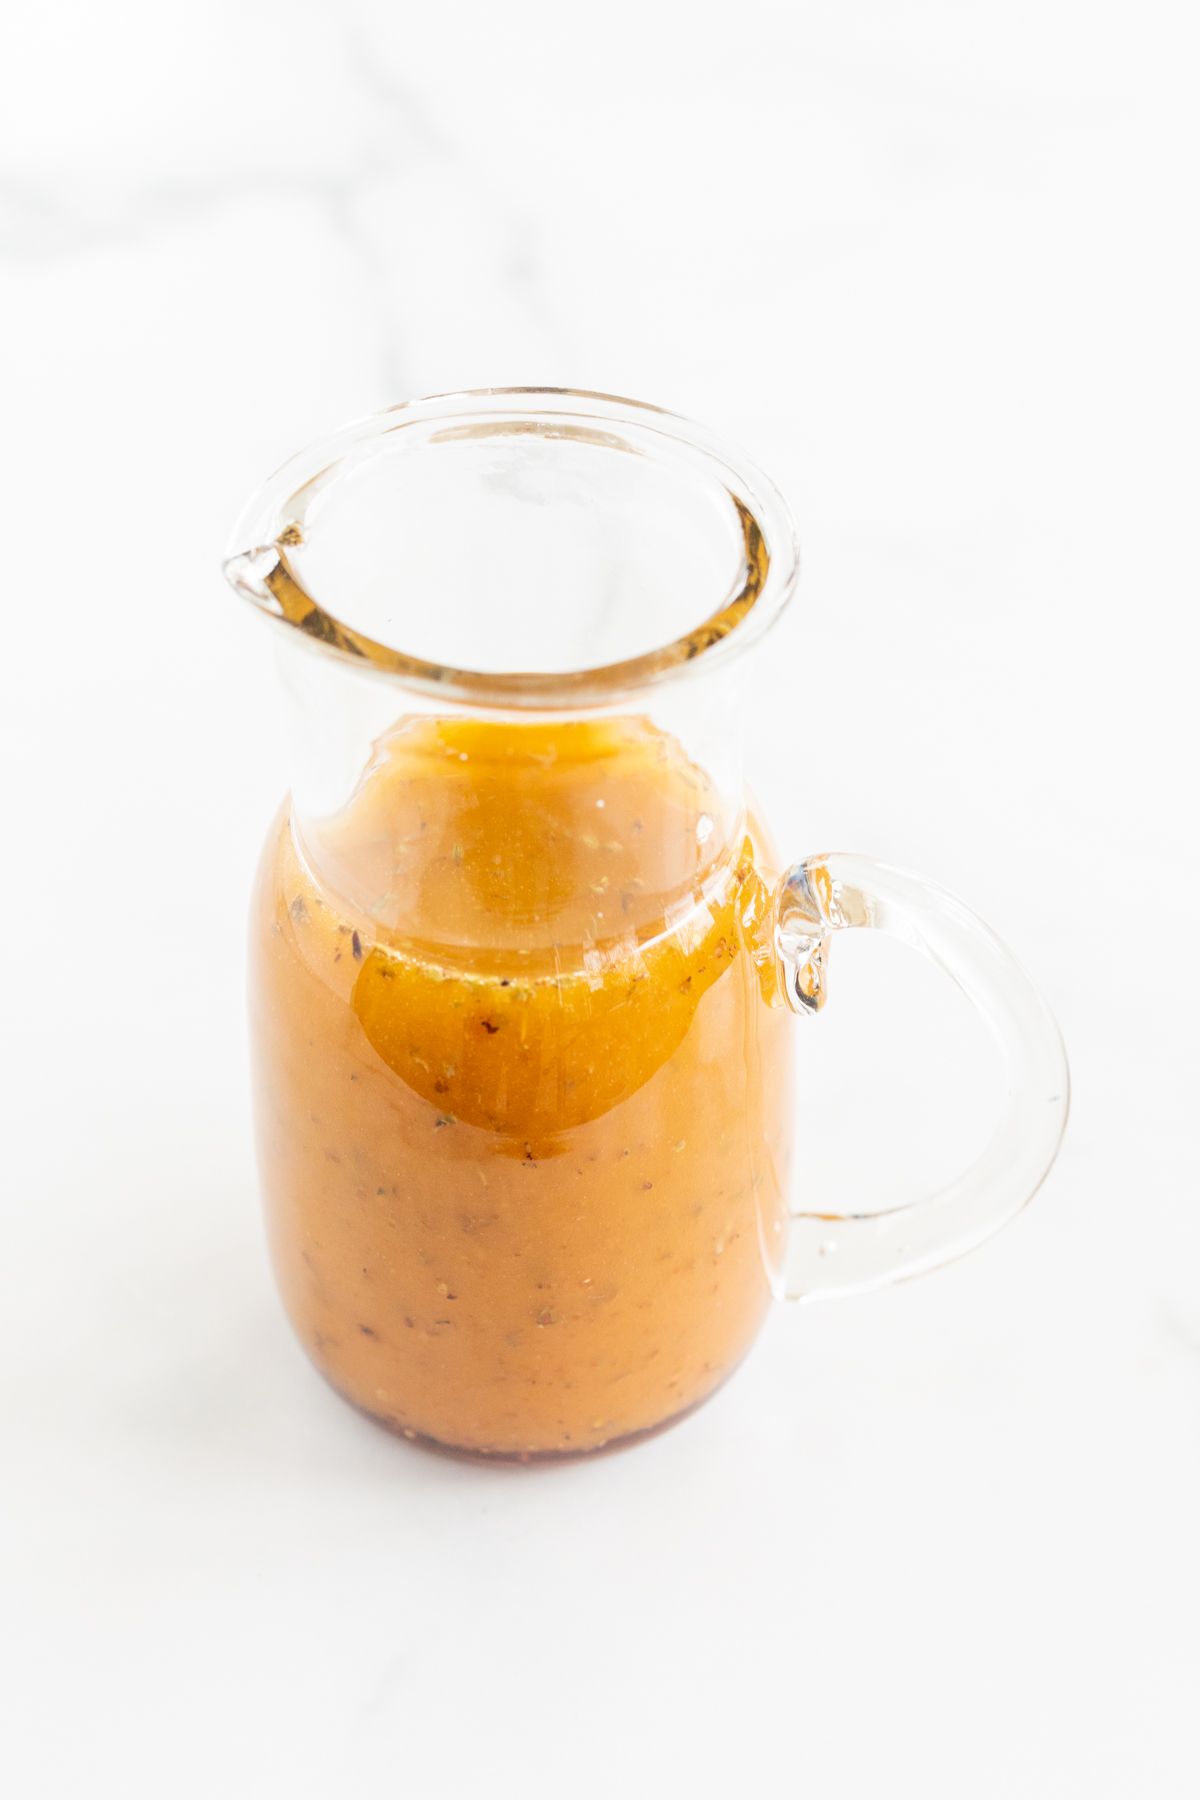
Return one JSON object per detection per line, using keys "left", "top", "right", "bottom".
{"left": 225, "top": 388, "right": 1068, "bottom": 1461}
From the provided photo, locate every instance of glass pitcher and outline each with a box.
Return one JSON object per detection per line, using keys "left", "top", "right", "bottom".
{"left": 224, "top": 388, "right": 1068, "bottom": 1462}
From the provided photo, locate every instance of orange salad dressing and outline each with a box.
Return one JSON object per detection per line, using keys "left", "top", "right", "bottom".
{"left": 250, "top": 717, "right": 792, "bottom": 1457}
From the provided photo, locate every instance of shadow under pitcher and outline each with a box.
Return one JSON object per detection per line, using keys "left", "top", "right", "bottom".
{"left": 224, "top": 389, "right": 1068, "bottom": 1461}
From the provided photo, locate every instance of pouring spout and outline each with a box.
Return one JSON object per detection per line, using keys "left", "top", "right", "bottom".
{"left": 224, "top": 537, "right": 401, "bottom": 666}
{"left": 222, "top": 542, "right": 285, "bottom": 611}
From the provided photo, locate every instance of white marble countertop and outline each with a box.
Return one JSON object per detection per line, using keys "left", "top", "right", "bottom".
{"left": 2, "top": 4, "right": 1197, "bottom": 1795}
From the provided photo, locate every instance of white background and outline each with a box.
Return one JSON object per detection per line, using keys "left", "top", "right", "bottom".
{"left": 2, "top": 3, "right": 1198, "bottom": 1795}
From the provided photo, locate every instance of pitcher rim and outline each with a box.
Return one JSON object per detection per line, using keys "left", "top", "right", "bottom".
{"left": 222, "top": 387, "right": 800, "bottom": 711}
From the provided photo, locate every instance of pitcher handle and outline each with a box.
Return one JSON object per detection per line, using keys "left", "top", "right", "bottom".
{"left": 773, "top": 853, "right": 1069, "bottom": 1300}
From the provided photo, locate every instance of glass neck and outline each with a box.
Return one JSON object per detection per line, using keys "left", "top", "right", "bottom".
{"left": 274, "top": 638, "right": 749, "bottom": 937}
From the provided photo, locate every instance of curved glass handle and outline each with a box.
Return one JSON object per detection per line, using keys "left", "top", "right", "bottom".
{"left": 774, "top": 853, "right": 1069, "bottom": 1300}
